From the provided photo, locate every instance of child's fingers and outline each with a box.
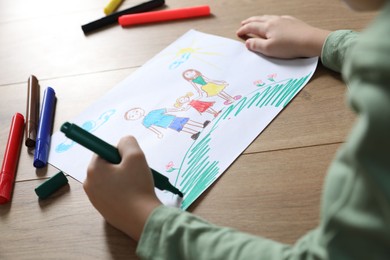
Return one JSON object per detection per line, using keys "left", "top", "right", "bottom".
{"left": 86, "top": 154, "right": 100, "bottom": 176}
{"left": 240, "top": 15, "right": 279, "bottom": 25}
{"left": 240, "top": 16, "right": 261, "bottom": 25}
{"left": 84, "top": 154, "right": 112, "bottom": 196}
{"left": 117, "top": 136, "right": 141, "bottom": 156}
{"left": 245, "top": 38, "right": 270, "bottom": 55}
{"left": 117, "top": 136, "right": 148, "bottom": 170}
{"left": 236, "top": 21, "right": 268, "bottom": 39}
{"left": 86, "top": 154, "right": 111, "bottom": 177}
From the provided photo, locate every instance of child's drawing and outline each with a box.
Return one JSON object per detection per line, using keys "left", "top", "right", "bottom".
{"left": 55, "top": 109, "right": 115, "bottom": 153}
{"left": 166, "top": 39, "right": 223, "bottom": 70}
{"left": 253, "top": 79, "right": 265, "bottom": 87}
{"left": 267, "top": 73, "right": 277, "bottom": 82}
{"left": 124, "top": 107, "right": 210, "bottom": 140}
{"left": 182, "top": 69, "right": 242, "bottom": 105}
{"left": 48, "top": 29, "right": 318, "bottom": 210}
{"left": 170, "top": 51, "right": 191, "bottom": 70}
{"left": 165, "top": 161, "right": 178, "bottom": 173}
{"left": 174, "top": 92, "right": 221, "bottom": 118}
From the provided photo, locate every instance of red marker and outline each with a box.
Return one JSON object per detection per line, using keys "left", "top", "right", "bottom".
{"left": 118, "top": 5, "right": 210, "bottom": 27}
{"left": 0, "top": 113, "right": 24, "bottom": 204}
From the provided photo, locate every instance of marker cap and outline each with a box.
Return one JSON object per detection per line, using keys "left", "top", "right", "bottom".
{"left": 104, "top": 0, "right": 123, "bottom": 15}
{"left": 35, "top": 171, "right": 68, "bottom": 199}
{"left": 33, "top": 139, "right": 49, "bottom": 168}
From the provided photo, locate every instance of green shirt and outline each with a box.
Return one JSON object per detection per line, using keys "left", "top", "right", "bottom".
{"left": 137, "top": 2, "right": 390, "bottom": 259}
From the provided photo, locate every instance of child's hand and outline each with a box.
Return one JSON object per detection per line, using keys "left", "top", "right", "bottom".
{"left": 236, "top": 15, "right": 331, "bottom": 58}
{"left": 83, "top": 136, "right": 162, "bottom": 241}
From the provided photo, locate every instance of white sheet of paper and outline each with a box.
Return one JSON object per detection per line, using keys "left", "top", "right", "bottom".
{"left": 48, "top": 30, "right": 318, "bottom": 210}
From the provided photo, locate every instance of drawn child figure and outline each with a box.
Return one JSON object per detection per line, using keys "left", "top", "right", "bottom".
{"left": 182, "top": 69, "right": 241, "bottom": 105}
{"left": 174, "top": 92, "right": 221, "bottom": 118}
{"left": 124, "top": 107, "right": 210, "bottom": 140}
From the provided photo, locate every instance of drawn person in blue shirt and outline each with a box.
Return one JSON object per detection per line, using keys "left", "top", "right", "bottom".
{"left": 124, "top": 107, "right": 210, "bottom": 140}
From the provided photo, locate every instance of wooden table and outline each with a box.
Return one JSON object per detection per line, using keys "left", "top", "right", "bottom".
{"left": 0, "top": 0, "right": 375, "bottom": 259}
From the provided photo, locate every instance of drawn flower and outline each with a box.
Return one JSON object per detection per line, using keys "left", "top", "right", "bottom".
{"left": 166, "top": 161, "right": 178, "bottom": 173}
{"left": 267, "top": 73, "right": 277, "bottom": 82}
{"left": 253, "top": 80, "right": 265, "bottom": 87}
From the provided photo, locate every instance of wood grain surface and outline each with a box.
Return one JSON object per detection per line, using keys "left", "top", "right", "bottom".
{"left": 0, "top": 0, "right": 375, "bottom": 259}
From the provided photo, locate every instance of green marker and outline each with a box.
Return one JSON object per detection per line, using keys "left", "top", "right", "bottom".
{"left": 60, "top": 122, "right": 183, "bottom": 197}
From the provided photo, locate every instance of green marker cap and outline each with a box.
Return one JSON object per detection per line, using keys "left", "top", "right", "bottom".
{"left": 35, "top": 171, "right": 69, "bottom": 199}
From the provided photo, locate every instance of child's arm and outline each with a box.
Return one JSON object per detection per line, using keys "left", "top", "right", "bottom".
{"left": 83, "top": 136, "right": 162, "bottom": 241}
{"left": 83, "top": 136, "right": 316, "bottom": 259}
{"left": 137, "top": 205, "right": 323, "bottom": 259}
{"left": 236, "top": 15, "right": 331, "bottom": 58}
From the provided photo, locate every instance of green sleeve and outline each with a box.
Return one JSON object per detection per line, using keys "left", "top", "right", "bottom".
{"left": 318, "top": 4, "right": 390, "bottom": 258}
{"left": 320, "top": 30, "right": 359, "bottom": 73}
{"left": 137, "top": 206, "right": 329, "bottom": 259}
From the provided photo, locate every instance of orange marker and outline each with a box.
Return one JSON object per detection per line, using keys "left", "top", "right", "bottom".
{"left": 118, "top": 5, "right": 210, "bottom": 27}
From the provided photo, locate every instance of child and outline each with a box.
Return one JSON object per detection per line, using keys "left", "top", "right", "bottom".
{"left": 83, "top": 0, "right": 390, "bottom": 258}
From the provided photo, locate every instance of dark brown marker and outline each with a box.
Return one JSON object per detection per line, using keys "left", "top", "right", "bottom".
{"left": 25, "top": 75, "right": 40, "bottom": 147}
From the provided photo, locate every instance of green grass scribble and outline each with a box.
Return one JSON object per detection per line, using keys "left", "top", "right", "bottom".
{"left": 177, "top": 72, "right": 313, "bottom": 209}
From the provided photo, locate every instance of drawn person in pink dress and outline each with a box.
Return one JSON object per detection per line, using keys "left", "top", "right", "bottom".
{"left": 174, "top": 92, "right": 221, "bottom": 118}
{"left": 124, "top": 107, "right": 210, "bottom": 140}
{"left": 182, "top": 69, "right": 241, "bottom": 105}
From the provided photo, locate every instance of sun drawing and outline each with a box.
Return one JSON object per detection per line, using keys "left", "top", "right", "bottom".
{"left": 163, "top": 40, "right": 224, "bottom": 70}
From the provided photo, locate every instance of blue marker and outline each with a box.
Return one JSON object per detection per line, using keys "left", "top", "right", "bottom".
{"left": 34, "top": 87, "right": 56, "bottom": 168}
